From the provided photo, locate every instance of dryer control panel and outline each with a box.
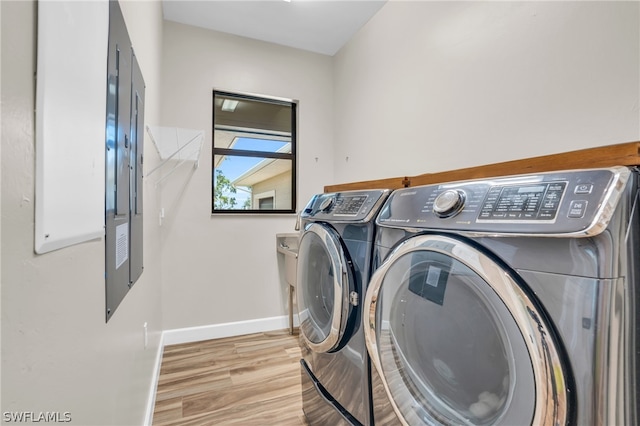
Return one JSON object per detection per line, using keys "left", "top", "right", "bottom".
{"left": 302, "top": 189, "right": 391, "bottom": 223}
{"left": 377, "top": 167, "right": 632, "bottom": 236}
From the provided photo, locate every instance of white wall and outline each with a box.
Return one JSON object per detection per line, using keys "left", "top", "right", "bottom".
{"left": 332, "top": 1, "right": 640, "bottom": 184}
{"left": 160, "top": 22, "right": 333, "bottom": 330}
{"left": 1, "top": 1, "right": 165, "bottom": 424}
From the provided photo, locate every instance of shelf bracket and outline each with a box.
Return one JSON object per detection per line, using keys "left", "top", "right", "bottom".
{"left": 145, "top": 125, "right": 204, "bottom": 186}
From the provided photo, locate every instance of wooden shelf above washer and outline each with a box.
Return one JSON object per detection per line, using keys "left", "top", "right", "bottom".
{"left": 324, "top": 141, "right": 640, "bottom": 193}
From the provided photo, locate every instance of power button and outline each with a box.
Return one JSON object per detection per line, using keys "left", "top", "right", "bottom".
{"left": 574, "top": 184, "right": 593, "bottom": 195}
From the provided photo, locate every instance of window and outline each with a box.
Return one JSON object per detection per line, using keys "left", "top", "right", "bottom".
{"left": 255, "top": 190, "right": 276, "bottom": 210}
{"left": 212, "top": 90, "right": 296, "bottom": 213}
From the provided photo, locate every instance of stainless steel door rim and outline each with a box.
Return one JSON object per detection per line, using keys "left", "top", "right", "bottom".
{"left": 297, "top": 222, "right": 352, "bottom": 353}
{"left": 364, "top": 233, "right": 569, "bottom": 426}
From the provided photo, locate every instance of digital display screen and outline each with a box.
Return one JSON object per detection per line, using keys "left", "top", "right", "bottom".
{"left": 517, "top": 185, "right": 546, "bottom": 194}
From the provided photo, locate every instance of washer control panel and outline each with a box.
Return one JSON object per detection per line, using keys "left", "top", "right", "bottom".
{"left": 302, "top": 189, "right": 391, "bottom": 222}
{"left": 377, "top": 167, "right": 631, "bottom": 236}
{"left": 477, "top": 181, "right": 567, "bottom": 222}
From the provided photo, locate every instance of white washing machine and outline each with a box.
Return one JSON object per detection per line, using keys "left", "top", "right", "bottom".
{"left": 364, "top": 167, "right": 639, "bottom": 425}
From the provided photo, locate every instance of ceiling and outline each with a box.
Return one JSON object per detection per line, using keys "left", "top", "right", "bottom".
{"left": 162, "top": 0, "right": 387, "bottom": 56}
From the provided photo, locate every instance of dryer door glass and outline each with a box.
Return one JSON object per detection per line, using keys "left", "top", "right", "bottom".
{"left": 364, "top": 234, "right": 568, "bottom": 426}
{"left": 297, "top": 223, "right": 351, "bottom": 353}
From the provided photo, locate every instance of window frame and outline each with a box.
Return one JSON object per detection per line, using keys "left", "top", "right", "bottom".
{"left": 211, "top": 90, "right": 297, "bottom": 214}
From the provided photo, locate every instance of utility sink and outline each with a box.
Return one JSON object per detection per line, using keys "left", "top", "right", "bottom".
{"left": 276, "top": 233, "right": 299, "bottom": 286}
{"left": 277, "top": 233, "right": 299, "bottom": 335}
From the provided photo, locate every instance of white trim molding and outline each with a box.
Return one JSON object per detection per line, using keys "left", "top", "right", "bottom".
{"left": 143, "top": 331, "right": 165, "bottom": 426}
{"left": 162, "top": 314, "right": 298, "bottom": 346}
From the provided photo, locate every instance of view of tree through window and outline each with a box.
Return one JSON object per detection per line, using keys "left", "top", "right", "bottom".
{"left": 212, "top": 91, "right": 297, "bottom": 213}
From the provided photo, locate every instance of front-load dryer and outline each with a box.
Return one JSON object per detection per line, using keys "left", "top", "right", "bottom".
{"left": 365, "top": 167, "right": 639, "bottom": 425}
{"left": 297, "top": 189, "right": 390, "bottom": 425}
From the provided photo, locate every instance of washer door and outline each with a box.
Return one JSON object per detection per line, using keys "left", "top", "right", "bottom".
{"left": 364, "top": 234, "right": 569, "bottom": 426}
{"left": 297, "top": 223, "right": 355, "bottom": 353}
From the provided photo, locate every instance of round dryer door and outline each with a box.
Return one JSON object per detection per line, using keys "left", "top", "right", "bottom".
{"left": 364, "top": 234, "right": 569, "bottom": 426}
{"left": 297, "top": 223, "right": 355, "bottom": 353}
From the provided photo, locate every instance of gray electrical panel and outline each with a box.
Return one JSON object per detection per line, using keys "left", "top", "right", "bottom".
{"left": 105, "top": 0, "right": 145, "bottom": 322}
{"left": 129, "top": 55, "right": 144, "bottom": 287}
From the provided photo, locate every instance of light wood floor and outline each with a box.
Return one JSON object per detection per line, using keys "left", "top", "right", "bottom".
{"left": 152, "top": 329, "right": 308, "bottom": 425}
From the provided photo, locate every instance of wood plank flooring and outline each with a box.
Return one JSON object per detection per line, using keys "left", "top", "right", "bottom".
{"left": 152, "top": 329, "right": 308, "bottom": 425}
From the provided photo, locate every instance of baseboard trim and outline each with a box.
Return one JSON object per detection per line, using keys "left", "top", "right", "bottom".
{"left": 162, "top": 314, "right": 300, "bottom": 346}
{"left": 143, "top": 331, "right": 165, "bottom": 426}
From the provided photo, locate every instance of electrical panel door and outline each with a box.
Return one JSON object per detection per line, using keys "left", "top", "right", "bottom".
{"left": 105, "top": 0, "right": 145, "bottom": 322}
{"left": 129, "top": 52, "right": 145, "bottom": 286}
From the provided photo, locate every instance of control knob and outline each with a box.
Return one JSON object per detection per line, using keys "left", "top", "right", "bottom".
{"left": 319, "top": 196, "right": 335, "bottom": 212}
{"left": 433, "top": 190, "right": 466, "bottom": 218}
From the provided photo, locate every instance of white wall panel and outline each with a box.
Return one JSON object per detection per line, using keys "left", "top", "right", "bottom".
{"left": 332, "top": 1, "right": 640, "bottom": 184}
{"left": 160, "top": 22, "right": 333, "bottom": 329}
{"left": 35, "top": 1, "right": 108, "bottom": 254}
